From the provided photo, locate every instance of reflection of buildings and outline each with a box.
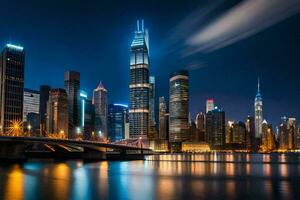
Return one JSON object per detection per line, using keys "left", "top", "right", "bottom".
{"left": 93, "top": 82, "right": 108, "bottom": 138}
{"left": 0, "top": 44, "right": 25, "bottom": 134}
{"left": 169, "top": 70, "right": 189, "bottom": 151}
{"left": 206, "top": 107, "right": 225, "bottom": 149}
{"left": 129, "top": 20, "right": 150, "bottom": 139}
{"left": 46, "top": 89, "right": 68, "bottom": 137}
{"left": 107, "top": 104, "right": 128, "bottom": 142}
{"left": 23, "top": 88, "right": 40, "bottom": 122}
{"left": 64, "top": 71, "right": 80, "bottom": 139}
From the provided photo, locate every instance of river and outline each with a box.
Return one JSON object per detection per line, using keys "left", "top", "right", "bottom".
{"left": 0, "top": 153, "right": 300, "bottom": 200}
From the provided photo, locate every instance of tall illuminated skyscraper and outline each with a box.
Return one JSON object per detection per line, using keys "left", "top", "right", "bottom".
{"left": 0, "top": 44, "right": 25, "bottom": 134}
{"left": 93, "top": 82, "right": 108, "bottom": 138}
{"left": 254, "top": 78, "right": 263, "bottom": 138}
{"left": 169, "top": 70, "right": 189, "bottom": 151}
{"left": 149, "top": 76, "right": 156, "bottom": 126}
{"left": 64, "top": 71, "right": 80, "bottom": 139}
{"left": 129, "top": 20, "right": 150, "bottom": 139}
{"left": 206, "top": 99, "right": 214, "bottom": 113}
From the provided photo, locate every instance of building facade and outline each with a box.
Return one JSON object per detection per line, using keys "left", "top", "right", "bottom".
{"left": 206, "top": 107, "right": 225, "bottom": 148}
{"left": 107, "top": 104, "right": 128, "bottom": 142}
{"left": 64, "top": 71, "right": 80, "bottom": 139}
{"left": 23, "top": 88, "right": 40, "bottom": 122}
{"left": 169, "top": 70, "right": 189, "bottom": 150}
{"left": 129, "top": 20, "right": 150, "bottom": 139}
{"left": 0, "top": 44, "right": 25, "bottom": 135}
{"left": 245, "top": 115, "right": 255, "bottom": 150}
{"left": 254, "top": 78, "right": 263, "bottom": 139}
{"left": 46, "top": 89, "right": 68, "bottom": 138}
{"left": 158, "top": 96, "right": 167, "bottom": 140}
{"left": 195, "top": 112, "right": 205, "bottom": 141}
{"left": 39, "top": 85, "right": 51, "bottom": 136}
{"left": 93, "top": 82, "right": 108, "bottom": 138}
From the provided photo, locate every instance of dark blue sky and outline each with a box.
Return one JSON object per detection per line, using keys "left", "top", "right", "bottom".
{"left": 0, "top": 0, "right": 299, "bottom": 126}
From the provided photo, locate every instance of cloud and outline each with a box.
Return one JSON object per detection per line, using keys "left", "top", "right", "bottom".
{"left": 185, "top": 0, "right": 300, "bottom": 54}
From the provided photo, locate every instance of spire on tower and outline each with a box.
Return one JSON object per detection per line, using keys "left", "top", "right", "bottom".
{"left": 257, "top": 77, "right": 260, "bottom": 93}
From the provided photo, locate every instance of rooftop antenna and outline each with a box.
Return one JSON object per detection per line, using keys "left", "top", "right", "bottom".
{"left": 257, "top": 77, "right": 260, "bottom": 93}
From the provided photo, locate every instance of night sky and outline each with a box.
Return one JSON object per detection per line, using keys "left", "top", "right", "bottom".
{"left": 0, "top": 0, "right": 299, "bottom": 126}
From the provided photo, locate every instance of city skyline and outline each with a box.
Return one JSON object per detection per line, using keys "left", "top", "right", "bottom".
{"left": 0, "top": 0, "right": 299, "bottom": 126}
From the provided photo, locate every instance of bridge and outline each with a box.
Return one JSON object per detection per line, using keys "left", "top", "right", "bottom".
{"left": 0, "top": 136, "right": 153, "bottom": 161}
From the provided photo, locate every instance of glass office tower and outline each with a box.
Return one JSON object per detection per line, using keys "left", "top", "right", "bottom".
{"left": 0, "top": 44, "right": 25, "bottom": 135}
{"left": 129, "top": 20, "right": 150, "bottom": 139}
{"left": 169, "top": 70, "right": 189, "bottom": 151}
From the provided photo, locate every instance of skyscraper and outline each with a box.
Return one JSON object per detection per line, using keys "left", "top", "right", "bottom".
{"left": 23, "top": 88, "right": 40, "bottom": 122}
{"left": 254, "top": 78, "right": 263, "bottom": 139}
{"left": 107, "top": 104, "right": 128, "bottom": 142}
{"left": 148, "top": 76, "right": 157, "bottom": 139}
{"left": 64, "top": 71, "right": 80, "bottom": 139}
{"left": 93, "top": 82, "right": 108, "bottom": 138}
{"left": 149, "top": 76, "right": 156, "bottom": 126}
{"left": 206, "top": 107, "right": 225, "bottom": 148}
{"left": 46, "top": 89, "right": 68, "bottom": 138}
{"left": 39, "top": 85, "right": 51, "bottom": 136}
{"left": 129, "top": 20, "right": 150, "bottom": 139}
{"left": 195, "top": 112, "right": 205, "bottom": 141}
{"left": 245, "top": 115, "right": 255, "bottom": 150}
{"left": 159, "top": 96, "right": 167, "bottom": 140}
{"left": 169, "top": 70, "right": 189, "bottom": 151}
{"left": 0, "top": 44, "right": 25, "bottom": 135}
{"left": 261, "top": 120, "right": 276, "bottom": 151}
{"left": 206, "top": 99, "right": 214, "bottom": 113}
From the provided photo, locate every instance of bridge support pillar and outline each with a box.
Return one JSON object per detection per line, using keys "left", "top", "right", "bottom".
{"left": 0, "top": 141, "right": 27, "bottom": 160}
{"left": 83, "top": 148, "right": 106, "bottom": 160}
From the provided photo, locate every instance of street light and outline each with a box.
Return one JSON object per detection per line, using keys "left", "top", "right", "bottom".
{"left": 27, "top": 124, "right": 32, "bottom": 135}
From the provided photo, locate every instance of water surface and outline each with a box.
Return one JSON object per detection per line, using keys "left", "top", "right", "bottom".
{"left": 0, "top": 153, "right": 300, "bottom": 200}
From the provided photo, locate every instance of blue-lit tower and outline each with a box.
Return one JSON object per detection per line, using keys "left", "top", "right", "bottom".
{"left": 129, "top": 20, "right": 150, "bottom": 139}
{"left": 254, "top": 78, "right": 263, "bottom": 139}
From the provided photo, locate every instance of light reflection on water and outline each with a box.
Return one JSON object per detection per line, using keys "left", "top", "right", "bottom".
{"left": 0, "top": 153, "right": 300, "bottom": 200}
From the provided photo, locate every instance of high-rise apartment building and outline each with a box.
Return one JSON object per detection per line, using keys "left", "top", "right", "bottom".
{"left": 0, "top": 44, "right": 25, "bottom": 135}
{"left": 129, "top": 20, "right": 150, "bottom": 139}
